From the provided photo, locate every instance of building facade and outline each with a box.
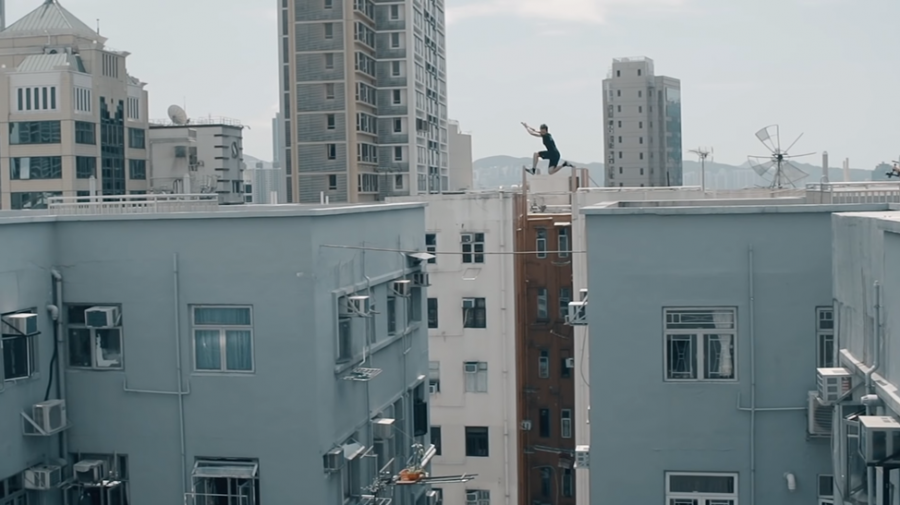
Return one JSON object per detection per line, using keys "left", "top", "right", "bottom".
{"left": 602, "top": 57, "right": 682, "bottom": 188}
{"left": 0, "top": 0, "right": 150, "bottom": 209}
{"left": 0, "top": 197, "right": 438, "bottom": 505}
{"left": 279, "top": 0, "right": 449, "bottom": 204}
{"left": 448, "top": 120, "right": 473, "bottom": 192}
{"left": 579, "top": 197, "right": 895, "bottom": 504}
{"left": 243, "top": 161, "right": 287, "bottom": 204}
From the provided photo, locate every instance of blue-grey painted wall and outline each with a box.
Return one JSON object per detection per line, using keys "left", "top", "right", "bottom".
{"left": 584, "top": 207, "right": 846, "bottom": 504}
{"left": 0, "top": 203, "right": 430, "bottom": 505}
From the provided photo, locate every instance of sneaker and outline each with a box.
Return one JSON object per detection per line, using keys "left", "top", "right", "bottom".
{"left": 524, "top": 166, "right": 536, "bottom": 175}
{"left": 562, "top": 161, "right": 574, "bottom": 168}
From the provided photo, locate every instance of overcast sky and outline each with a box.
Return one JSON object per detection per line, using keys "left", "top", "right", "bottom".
{"left": 10, "top": 0, "right": 898, "bottom": 169}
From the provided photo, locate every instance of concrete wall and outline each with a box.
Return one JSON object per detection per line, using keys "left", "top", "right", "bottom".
{"left": 583, "top": 207, "right": 838, "bottom": 504}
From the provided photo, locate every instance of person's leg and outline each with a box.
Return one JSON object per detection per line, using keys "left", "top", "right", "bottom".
{"left": 548, "top": 152, "right": 562, "bottom": 174}
{"left": 535, "top": 151, "right": 549, "bottom": 170}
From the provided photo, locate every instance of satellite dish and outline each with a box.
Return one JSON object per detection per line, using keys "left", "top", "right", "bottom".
{"left": 167, "top": 104, "right": 188, "bottom": 125}
{"left": 747, "top": 125, "right": 815, "bottom": 189}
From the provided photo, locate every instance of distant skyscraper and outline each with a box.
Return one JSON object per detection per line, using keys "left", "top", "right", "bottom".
{"left": 278, "top": 0, "right": 449, "bottom": 203}
{"left": 272, "top": 112, "right": 284, "bottom": 168}
{"left": 447, "top": 120, "right": 472, "bottom": 191}
{"left": 602, "top": 57, "right": 682, "bottom": 187}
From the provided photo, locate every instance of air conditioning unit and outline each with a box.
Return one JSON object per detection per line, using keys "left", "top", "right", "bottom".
{"left": 466, "top": 491, "right": 479, "bottom": 502}
{"left": 461, "top": 234, "right": 474, "bottom": 243}
{"left": 392, "top": 280, "right": 412, "bottom": 297}
{"left": 373, "top": 418, "right": 395, "bottom": 439}
{"left": 340, "top": 296, "right": 371, "bottom": 317}
{"left": 817, "top": 367, "right": 854, "bottom": 404}
{"left": 566, "top": 301, "right": 587, "bottom": 326}
{"left": 24, "top": 400, "right": 66, "bottom": 436}
{"left": 23, "top": 464, "right": 63, "bottom": 490}
{"left": 521, "top": 420, "right": 532, "bottom": 430}
{"left": 565, "top": 357, "right": 575, "bottom": 369}
{"left": 412, "top": 272, "right": 431, "bottom": 287}
{"left": 574, "top": 445, "right": 590, "bottom": 469}
{"left": 85, "top": 306, "right": 120, "bottom": 328}
{"left": 1, "top": 313, "right": 38, "bottom": 335}
{"left": 859, "top": 416, "right": 900, "bottom": 465}
{"left": 807, "top": 391, "right": 832, "bottom": 437}
{"left": 428, "top": 381, "right": 439, "bottom": 394}
{"left": 462, "top": 298, "right": 476, "bottom": 310}
{"left": 323, "top": 447, "right": 344, "bottom": 472}
{"left": 426, "top": 490, "right": 441, "bottom": 505}
{"left": 464, "top": 362, "right": 478, "bottom": 373}
{"left": 579, "top": 288, "right": 588, "bottom": 301}
{"left": 74, "top": 460, "right": 106, "bottom": 483}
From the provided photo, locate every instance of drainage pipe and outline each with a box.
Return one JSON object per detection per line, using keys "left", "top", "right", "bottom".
{"left": 50, "top": 269, "right": 68, "bottom": 460}
{"left": 748, "top": 246, "right": 757, "bottom": 505}
{"left": 867, "top": 281, "right": 883, "bottom": 505}
{"left": 499, "top": 192, "right": 512, "bottom": 505}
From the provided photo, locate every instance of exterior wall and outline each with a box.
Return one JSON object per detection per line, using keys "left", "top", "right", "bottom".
{"left": 387, "top": 192, "right": 519, "bottom": 505}
{"left": 514, "top": 203, "right": 576, "bottom": 505}
{"left": 448, "top": 120, "right": 473, "bottom": 192}
{"left": 0, "top": 202, "right": 431, "bottom": 505}
{"left": 583, "top": 206, "right": 841, "bottom": 504}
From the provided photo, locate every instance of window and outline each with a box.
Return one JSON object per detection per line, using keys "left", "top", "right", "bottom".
{"left": 338, "top": 317, "right": 352, "bottom": 361}
{"left": 10, "top": 120, "right": 61, "bottom": 144}
{"left": 324, "top": 0, "right": 332, "bottom": 7}
{"left": 387, "top": 296, "right": 397, "bottom": 335}
{"left": 393, "top": 118, "right": 402, "bottom": 133}
{"left": 560, "top": 354, "right": 572, "bottom": 378}
{"left": 429, "top": 360, "right": 440, "bottom": 392}
{"left": 126, "top": 96, "right": 140, "bottom": 120}
{"left": 326, "top": 143, "right": 337, "bottom": 160}
{"left": 561, "top": 409, "right": 572, "bottom": 438}
{"left": 391, "top": 32, "right": 401, "bottom": 48}
{"left": 2, "top": 311, "right": 38, "bottom": 380}
{"left": 536, "top": 288, "right": 548, "bottom": 321}
{"left": 639, "top": 121, "right": 643, "bottom": 128}
{"left": 394, "top": 174, "right": 404, "bottom": 190}
{"left": 538, "top": 408, "right": 551, "bottom": 437}
{"left": 540, "top": 467, "right": 552, "bottom": 496}
{"left": 1, "top": 473, "right": 28, "bottom": 505}
{"left": 666, "top": 472, "right": 737, "bottom": 505}
{"left": 392, "top": 89, "right": 402, "bottom": 104}
{"left": 129, "top": 159, "right": 146, "bottom": 180}
{"left": 536, "top": 228, "right": 547, "bottom": 258}
{"left": 465, "top": 427, "right": 489, "bottom": 457}
{"left": 664, "top": 308, "right": 736, "bottom": 381}
{"left": 15, "top": 86, "right": 58, "bottom": 111}
{"left": 390, "top": 4, "right": 400, "bottom": 19}
{"left": 562, "top": 468, "right": 574, "bottom": 497}
{"left": 461, "top": 233, "right": 485, "bottom": 263}
{"left": 431, "top": 426, "right": 442, "bottom": 455}
{"left": 535, "top": 350, "right": 549, "bottom": 379}
{"left": 427, "top": 298, "right": 438, "bottom": 328}
{"left": 75, "top": 121, "right": 96, "bottom": 144}
{"left": 616, "top": 69, "right": 620, "bottom": 77}
{"left": 10, "top": 191, "right": 61, "bottom": 210}
{"left": 391, "top": 61, "right": 401, "bottom": 76}
{"left": 638, "top": 68, "right": 642, "bottom": 76}
{"left": 462, "top": 298, "right": 486, "bottom": 329}
{"left": 818, "top": 474, "right": 834, "bottom": 503}
{"left": 192, "top": 306, "right": 254, "bottom": 372}
{"left": 76, "top": 156, "right": 97, "bottom": 179}
{"left": 639, "top": 136, "right": 643, "bottom": 145}
{"left": 328, "top": 174, "right": 338, "bottom": 190}
{"left": 617, "top": 105, "right": 621, "bottom": 113}
{"left": 191, "top": 459, "right": 259, "bottom": 505}
{"left": 559, "top": 287, "right": 571, "bottom": 321}
{"left": 425, "top": 234, "right": 437, "bottom": 264}
{"left": 10, "top": 157, "right": 62, "bottom": 180}
{"left": 324, "top": 22, "right": 333, "bottom": 39}
{"left": 817, "top": 307, "right": 835, "bottom": 368}
{"left": 66, "top": 305, "right": 123, "bottom": 370}
{"left": 464, "top": 361, "right": 488, "bottom": 392}
{"left": 325, "top": 83, "right": 335, "bottom": 99}
{"left": 393, "top": 146, "right": 403, "bottom": 161}
{"left": 639, "top": 106, "right": 643, "bottom": 113}
{"left": 326, "top": 114, "right": 336, "bottom": 130}
{"left": 558, "top": 227, "right": 570, "bottom": 257}
{"left": 128, "top": 128, "right": 146, "bottom": 149}
{"left": 325, "top": 53, "right": 334, "bottom": 69}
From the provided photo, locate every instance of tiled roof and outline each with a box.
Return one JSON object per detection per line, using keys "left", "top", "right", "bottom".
{"left": 16, "top": 53, "right": 76, "bottom": 72}
{"left": 0, "top": 1, "right": 101, "bottom": 40}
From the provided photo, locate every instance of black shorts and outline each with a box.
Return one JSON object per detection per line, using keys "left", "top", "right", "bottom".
{"left": 539, "top": 150, "right": 561, "bottom": 167}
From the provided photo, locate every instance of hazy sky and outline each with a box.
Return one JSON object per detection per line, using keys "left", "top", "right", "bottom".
{"left": 10, "top": 0, "right": 898, "bottom": 169}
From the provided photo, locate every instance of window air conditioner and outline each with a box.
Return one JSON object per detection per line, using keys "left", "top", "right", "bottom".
{"left": 23, "top": 464, "right": 63, "bottom": 490}
{"left": 85, "top": 306, "right": 120, "bottom": 328}
{"left": 74, "top": 460, "right": 106, "bottom": 484}
{"left": 412, "top": 272, "right": 430, "bottom": 287}
{"left": 426, "top": 490, "right": 441, "bottom": 505}
{"left": 579, "top": 288, "right": 588, "bottom": 301}
{"left": 24, "top": 400, "right": 66, "bottom": 436}
{"left": 565, "top": 357, "right": 575, "bottom": 369}
{"left": 461, "top": 234, "right": 473, "bottom": 243}
{"left": 521, "top": 420, "right": 532, "bottom": 430}
{"left": 1, "top": 313, "right": 38, "bottom": 335}
{"left": 566, "top": 301, "right": 587, "bottom": 326}
{"left": 392, "top": 280, "right": 412, "bottom": 297}
{"left": 859, "top": 416, "right": 900, "bottom": 465}
{"left": 466, "top": 492, "right": 479, "bottom": 502}
{"left": 428, "top": 381, "right": 439, "bottom": 394}
{"left": 807, "top": 391, "right": 832, "bottom": 437}
{"left": 323, "top": 447, "right": 344, "bottom": 472}
{"left": 817, "top": 367, "right": 854, "bottom": 404}
{"left": 464, "top": 362, "right": 478, "bottom": 373}
{"left": 574, "top": 445, "right": 590, "bottom": 469}
{"left": 340, "top": 295, "right": 371, "bottom": 317}
{"left": 462, "top": 298, "right": 476, "bottom": 309}
{"left": 373, "top": 418, "right": 395, "bottom": 439}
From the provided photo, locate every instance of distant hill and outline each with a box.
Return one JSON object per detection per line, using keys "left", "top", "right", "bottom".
{"left": 473, "top": 156, "right": 879, "bottom": 190}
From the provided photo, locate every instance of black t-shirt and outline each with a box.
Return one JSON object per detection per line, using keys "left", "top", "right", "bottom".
{"left": 542, "top": 133, "right": 558, "bottom": 153}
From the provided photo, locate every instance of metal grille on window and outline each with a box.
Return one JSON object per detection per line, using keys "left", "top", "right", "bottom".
{"left": 664, "top": 309, "right": 736, "bottom": 381}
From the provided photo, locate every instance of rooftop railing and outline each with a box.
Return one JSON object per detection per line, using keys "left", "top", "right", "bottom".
{"left": 47, "top": 194, "right": 220, "bottom": 216}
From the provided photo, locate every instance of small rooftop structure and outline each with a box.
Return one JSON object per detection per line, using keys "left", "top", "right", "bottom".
{"left": 0, "top": 0, "right": 103, "bottom": 40}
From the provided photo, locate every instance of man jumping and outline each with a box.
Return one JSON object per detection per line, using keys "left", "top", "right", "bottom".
{"left": 522, "top": 122, "right": 574, "bottom": 175}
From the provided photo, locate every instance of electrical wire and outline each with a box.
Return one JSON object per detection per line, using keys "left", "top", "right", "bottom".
{"left": 321, "top": 244, "right": 586, "bottom": 255}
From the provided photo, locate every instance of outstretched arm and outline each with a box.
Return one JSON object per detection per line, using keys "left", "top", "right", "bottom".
{"left": 521, "top": 122, "right": 541, "bottom": 137}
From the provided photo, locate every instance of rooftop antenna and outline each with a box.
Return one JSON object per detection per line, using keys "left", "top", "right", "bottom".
{"left": 167, "top": 104, "right": 189, "bottom": 125}
{"left": 822, "top": 151, "right": 829, "bottom": 184}
{"left": 747, "top": 124, "right": 815, "bottom": 189}
{"left": 689, "top": 147, "right": 711, "bottom": 192}
{"left": 96, "top": 18, "right": 100, "bottom": 36}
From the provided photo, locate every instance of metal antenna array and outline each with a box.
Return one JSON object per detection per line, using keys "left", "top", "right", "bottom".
{"left": 747, "top": 125, "right": 815, "bottom": 189}
{"left": 689, "top": 147, "right": 712, "bottom": 192}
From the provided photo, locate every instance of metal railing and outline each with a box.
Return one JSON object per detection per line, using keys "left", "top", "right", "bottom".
{"left": 805, "top": 181, "right": 900, "bottom": 204}
{"left": 150, "top": 116, "right": 244, "bottom": 128}
{"left": 47, "top": 194, "right": 220, "bottom": 216}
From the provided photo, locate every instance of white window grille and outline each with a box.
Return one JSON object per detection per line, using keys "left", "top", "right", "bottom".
{"left": 190, "top": 459, "right": 259, "bottom": 505}
{"left": 665, "top": 472, "right": 737, "bottom": 505}
{"left": 817, "top": 307, "right": 835, "bottom": 368}
{"left": 664, "top": 308, "right": 736, "bottom": 381}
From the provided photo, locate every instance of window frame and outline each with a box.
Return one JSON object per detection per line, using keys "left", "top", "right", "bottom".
{"left": 461, "top": 233, "right": 485, "bottom": 264}
{"left": 326, "top": 143, "right": 337, "bottom": 160}
{"left": 66, "top": 304, "right": 124, "bottom": 371}
{"left": 562, "top": 467, "right": 574, "bottom": 497}
{"left": 429, "top": 360, "right": 440, "bottom": 393}
{"left": 818, "top": 474, "right": 834, "bottom": 503}
{"left": 464, "top": 426, "right": 489, "bottom": 457}
{"left": 464, "top": 361, "right": 488, "bottom": 393}
{"left": 425, "top": 233, "right": 437, "bottom": 264}
{"left": 665, "top": 472, "right": 739, "bottom": 505}
{"left": 536, "top": 288, "right": 549, "bottom": 322}
{"left": 387, "top": 295, "right": 397, "bottom": 335}
{"left": 558, "top": 226, "right": 570, "bottom": 258}
{"left": 427, "top": 297, "right": 438, "bottom": 328}
{"left": 1, "top": 310, "right": 39, "bottom": 381}
{"left": 559, "top": 287, "right": 571, "bottom": 321}
{"left": 190, "top": 305, "right": 255, "bottom": 374}
{"left": 538, "top": 408, "right": 551, "bottom": 438}
{"left": 431, "top": 426, "right": 442, "bottom": 455}
{"left": 535, "top": 228, "right": 547, "bottom": 258}
{"left": 561, "top": 409, "right": 572, "bottom": 438}
{"left": 462, "top": 297, "right": 487, "bottom": 329}
{"left": 663, "top": 307, "right": 737, "bottom": 382}
{"left": 538, "top": 349, "right": 549, "bottom": 378}
{"left": 192, "top": 458, "right": 259, "bottom": 505}
{"left": 816, "top": 307, "right": 835, "bottom": 368}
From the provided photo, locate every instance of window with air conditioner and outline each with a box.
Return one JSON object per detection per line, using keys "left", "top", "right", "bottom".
{"left": 464, "top": 361, "right": 487, "bottom": 393}
{"left": 664, "top": 308, "right": 737, "bottom": 381}
{"left": 1, "top": 310, "right": 39, "bottom": 381}
{"left": 429, "top": 361, "right": 440, "bottom": 393}
{"left": 66, "top": 304, "right": 123, "bottom": 371}
{"left": 66, "top": 453, "right": 129, "bottom": 505}
{"left": 463, "top": 298, "right": 487, "bottom": 329}
{"left": 431, "top": 426, "right": 442, "bottom": 455}
{"left": 538, "top": 350, "right": 550, "bottom": 378}
{"left": 465, "top": 427, "right": 489, "bottom": 457}
{"left": 425, "top": 233, "right": 437, "bottom": 264}
{"left": 817, "top": 307, "right": 835, "bottom": 368}
{"left": 0, "top": 473, "right": 26, "bottom": 505}
{"left": 191, "top": 306, "right": 254, "bottom": 373}
{"left": 461, "top": 233, "right": 485, "bottom": 264}
{"left": 665, "top": 472, "right": 738, "bottom": 505}
{"left": 561, "top": 409, "right": 572, "bottom": 438}
{"left": 191, "top": 458, "right": 259, "bottom": 505}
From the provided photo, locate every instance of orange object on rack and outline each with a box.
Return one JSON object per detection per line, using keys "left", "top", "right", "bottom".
{"left": 399, "top": 469, "right": 425, "bottom": 482}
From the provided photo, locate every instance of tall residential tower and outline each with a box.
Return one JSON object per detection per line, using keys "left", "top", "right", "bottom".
{"left": 279, "top": 0, "right": 449, "bottom": 203}
{"left": 602, "top": 57, "right": 682, "bottom": 188}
